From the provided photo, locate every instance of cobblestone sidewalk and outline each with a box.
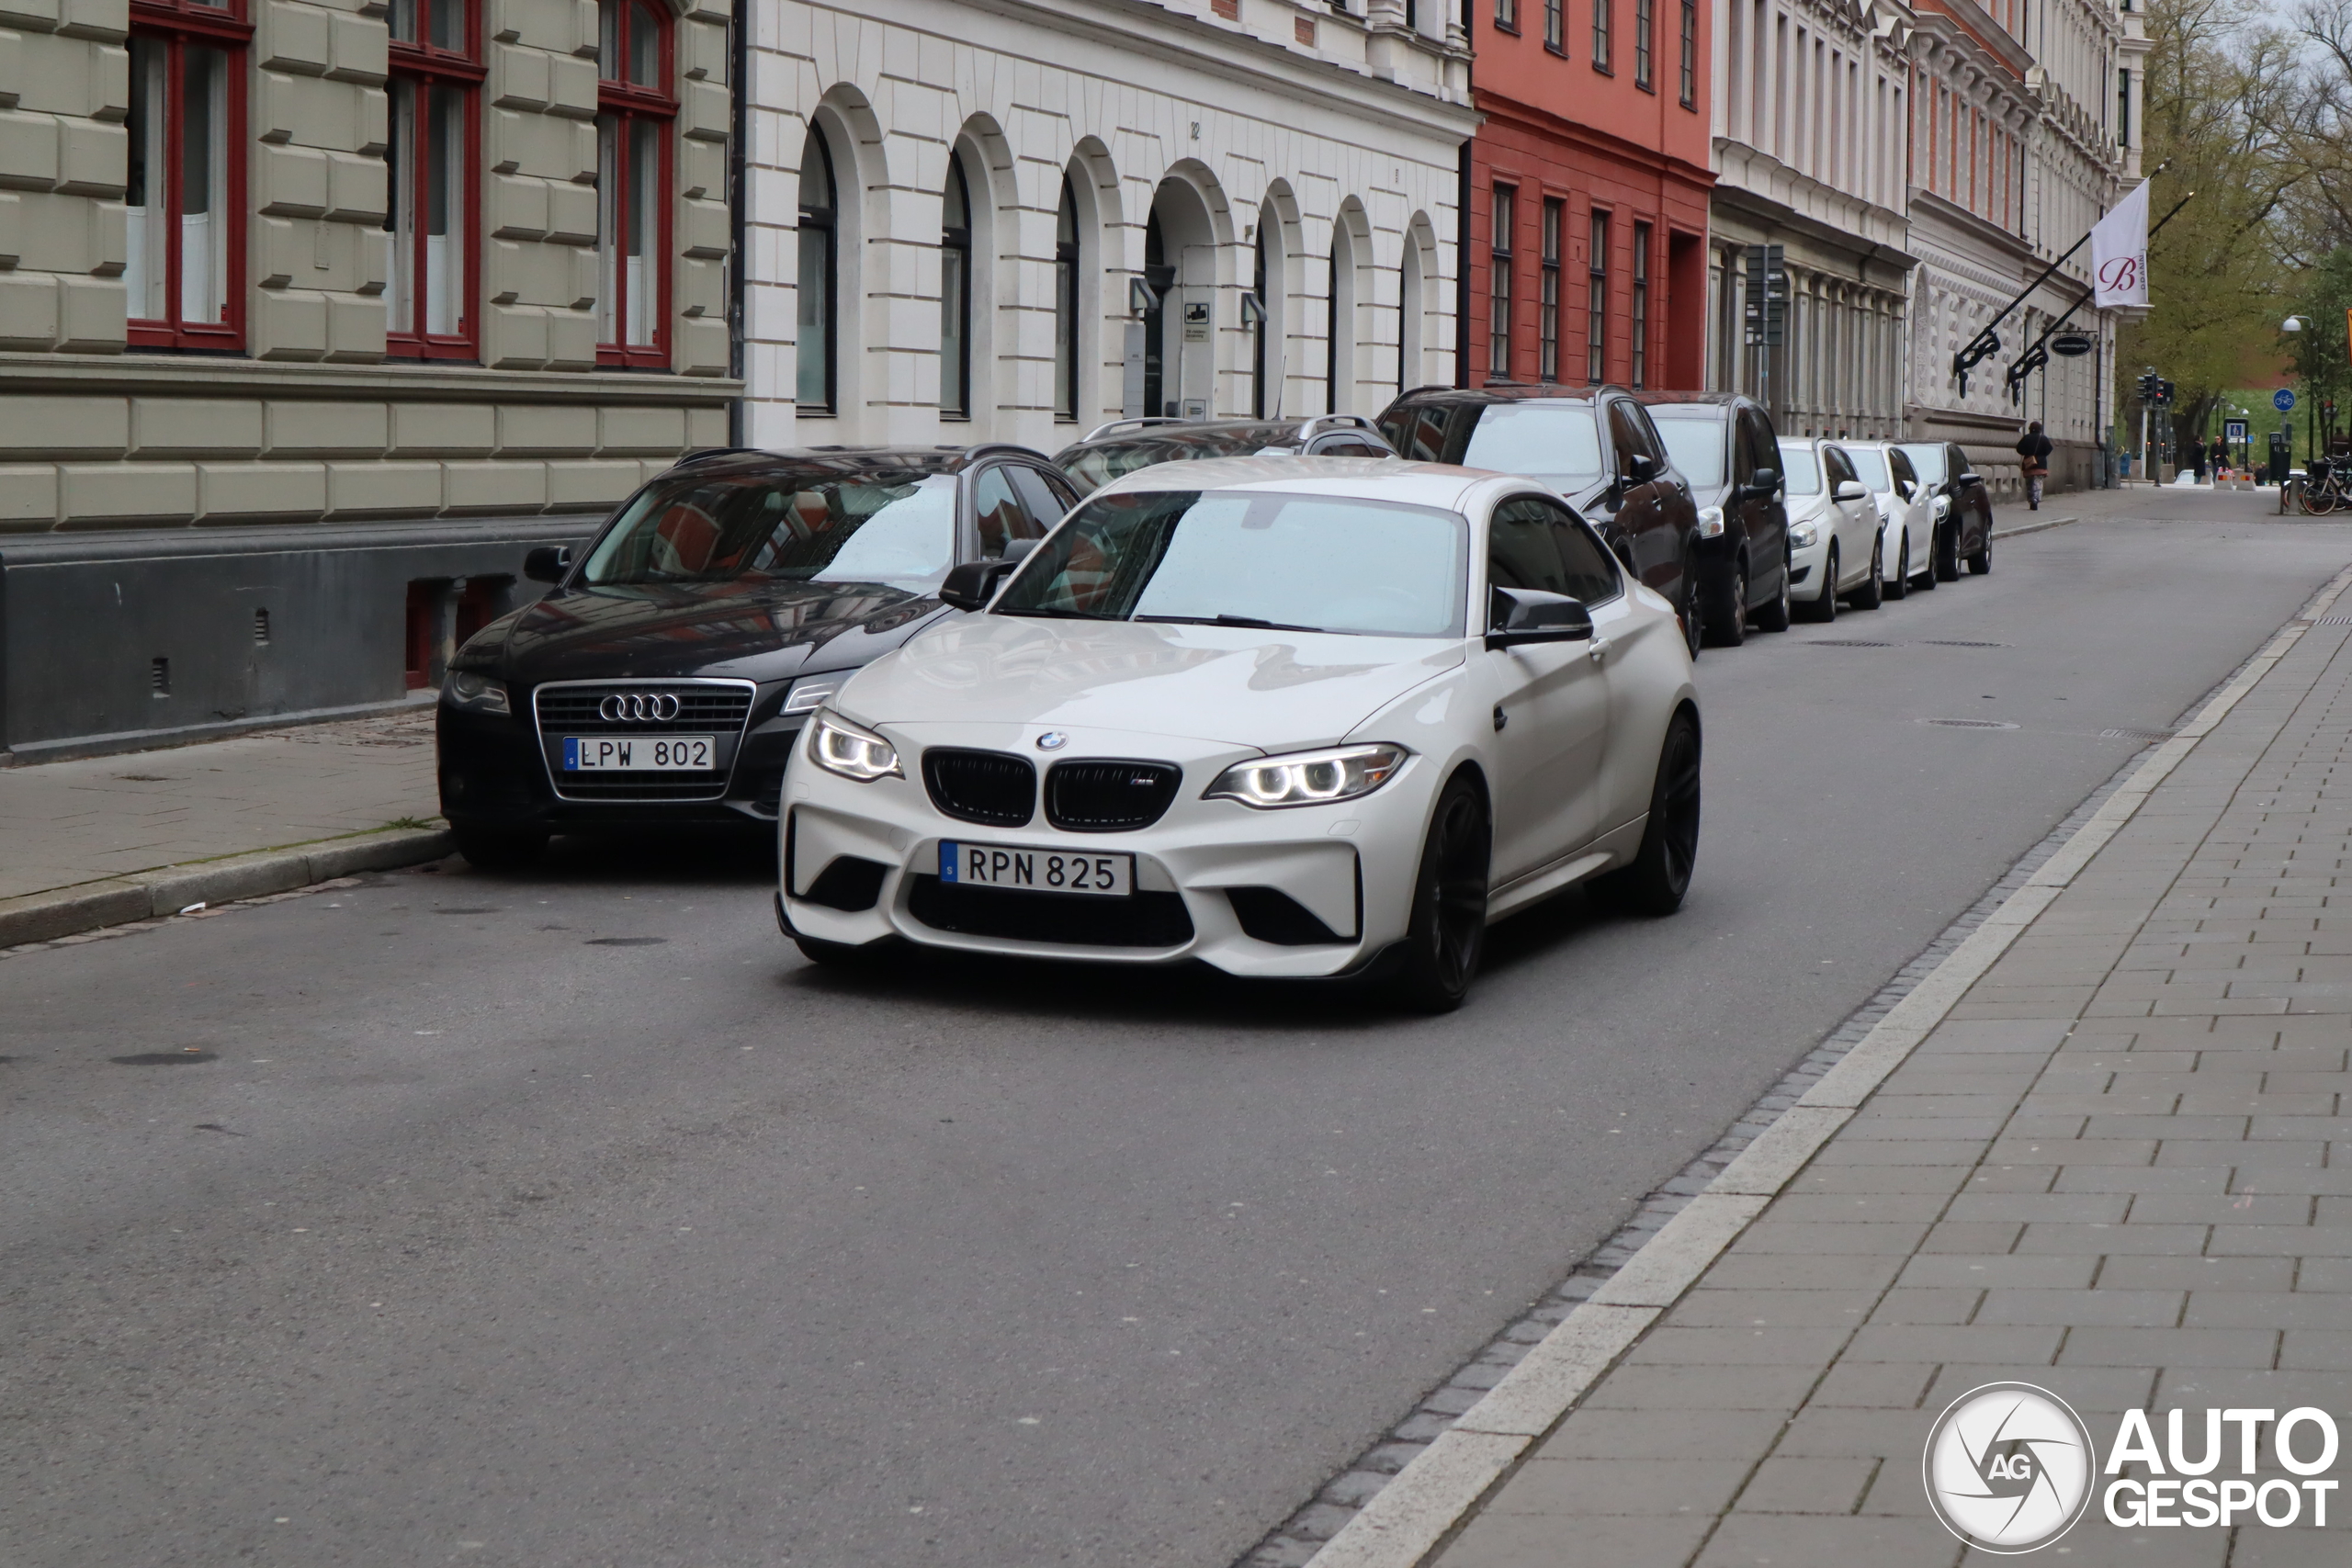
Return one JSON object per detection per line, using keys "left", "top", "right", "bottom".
{"left": 0, "top": 705, "right": 441, "bottom": 907}
{"left": 1317, "top": 573, "right": 2352, "bottom": 1566}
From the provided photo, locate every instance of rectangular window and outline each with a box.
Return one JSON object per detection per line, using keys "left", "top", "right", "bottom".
{"left": 596, "top": 0, "right": 674, "bottom": 367}
{"left": 1586, "top": 209, "right": 1608, "bottom": 384}
{"left": 1630, "top": 221, "right": 1649, "bottom": 389}
{"left": 1679, "top": 0, "right": 1696, "bottom": 107}
{"left": 1634, "top": 0, "right": 1652, "bottom": 89}
{"left": 1489, "top": 184, "right": 1515, "bottom": 380}
{"left": 1496, "top": 0, "right": 1516, "bottom": 31}
{"left": 2118, "top": 68, "right": 2131, "bottom": 146}
{"left": 126, "top": 0, "right": 250, "bottom": 350}
{"left": 1544, "top": 0, "right": 1561, "bottom": 51}
{"left": 1592, "top": 0, "right": 1611, "bottom": 71}
{"left": 1540, "top": 197, "right": 1562, "bottom": 382}
{"left": 385, "top": 0, "right": 481, "bottom": 357}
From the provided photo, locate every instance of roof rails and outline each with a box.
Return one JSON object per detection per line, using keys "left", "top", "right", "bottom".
{"left": 1078, "top": 415, "right": 1190, "bottom": 444}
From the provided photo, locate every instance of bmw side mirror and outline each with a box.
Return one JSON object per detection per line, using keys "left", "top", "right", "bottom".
{"left": 1956, "top": 471, "right": 1982, "bottom": 488}
{"left": 1485, "top": 586, "right": 1594, "bottom": 650}
{"left": 1833, "top": 479, "right": 1868, "bottom": 502}
{"left": 524, "top": 545, "right": 571, "bottom": 583}
{"left": 939, "top": 558, "right": 1023, "bottom": 612}
{"left": 1747, "top": 466, "right": 1780, "bottom": 497}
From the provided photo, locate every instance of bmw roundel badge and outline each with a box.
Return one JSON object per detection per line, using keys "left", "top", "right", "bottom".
{"left": 1036, "top": 731, "right": 1069, "bottom": 750}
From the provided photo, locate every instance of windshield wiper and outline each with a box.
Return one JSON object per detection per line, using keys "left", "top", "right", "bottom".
{"left": 997, "top": 606, "right": 1114, "bottom": 620}
{"left": 1136, "top": 613, "right": 1327, "bottom": 633}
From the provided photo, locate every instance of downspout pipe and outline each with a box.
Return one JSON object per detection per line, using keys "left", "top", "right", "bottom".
{"left": 727, "top": 0, "right": 751, "bottom": 445}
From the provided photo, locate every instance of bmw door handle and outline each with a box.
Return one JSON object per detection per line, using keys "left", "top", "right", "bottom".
{"left": 1586, "top": 636, "right": 1611, "bottom": 664}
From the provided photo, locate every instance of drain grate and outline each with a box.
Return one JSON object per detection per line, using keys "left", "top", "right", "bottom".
{"left": 2100, "top": 727, "right": 2175, "bottom": 741}
{"left": 1924, "top": 717, "right": 2020, "bottom": 729}
{"left": 2318, "top": 615, "right": 2352, "bottom": 626}
{"left": 1920, "top": 638, "right": 2007, "bottom": 648}
{"left": 1809, "top": 638, "right": 1895, "bottom": 648}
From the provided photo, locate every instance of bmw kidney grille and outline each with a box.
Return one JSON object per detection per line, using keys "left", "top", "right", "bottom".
{"left": 922, "top": 750, "right": 1036, "bottom": 828}
{"left": 1044, "top": 760, "right": 1182, "bottom": 832}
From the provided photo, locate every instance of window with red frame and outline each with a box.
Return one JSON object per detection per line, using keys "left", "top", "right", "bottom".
{"left": 126, "top": 0, "right": 250, "bottom": 349}
{"left": 384, "top": 0, "right": 481, "bottom": 355}
{"left": 597, "top": 0, "right": 673, "bottom": 367}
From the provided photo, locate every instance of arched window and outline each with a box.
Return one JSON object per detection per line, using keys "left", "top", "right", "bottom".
{"left": 126, "top": 0, "right": 250, "bottom": 348}
{"left": 1251, "top": 220, "right": 1271, "bottom": 418}
{"left": 1055, "top": 175, "right": 1080, "bottom": 422}
{"left": 1142, "top": 209, "right": 1168, "bottom": 417}
{"left": 1398, "top": 232, "right": 1423, "bottom": 395}
{"left": 796, "top": 125, "right": 835, "bottom": 412}
{"left": 940, "top": 152, "right": 972, "bottom": 420}
{"left": 385, "top": 0, "right": 481, "bottom": 356}
{"left": 595, "top": 0, "right": 673, "bottom": 367}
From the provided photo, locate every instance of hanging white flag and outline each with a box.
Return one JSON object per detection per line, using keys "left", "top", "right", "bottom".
{"left": 2091, "top": 182, "right": 2152, "bottom": 309}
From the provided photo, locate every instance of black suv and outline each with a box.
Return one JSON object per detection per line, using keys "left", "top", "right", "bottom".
{"left": 1377, "top": 385, "right": 1706, "bottom": 656}
{"left": 1637, "top": 392, "right": 1792, "bottom": 644}
{"left": 435, "top": 444, "right": 1080, "bottom": 868}
{"left": 1054, "top": 414, "right": 1396, "bottom": 495}
{"left": 1896, "top": 441, "right": 1996, "bottom": 578}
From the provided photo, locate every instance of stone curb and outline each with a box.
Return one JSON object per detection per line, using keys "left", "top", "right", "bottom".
{"left": 0, "top": 827, "right": 454, "bottom": 950}
{"left": 1991, "top": 513, "right": 2075, "bottom": 541}
{"left": 1298, "top": 558, "right": 2352, "bottom": 1568}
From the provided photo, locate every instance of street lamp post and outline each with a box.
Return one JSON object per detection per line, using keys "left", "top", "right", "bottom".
{"left": 2285, "top": 317, "right": 2307, "bottom": 468}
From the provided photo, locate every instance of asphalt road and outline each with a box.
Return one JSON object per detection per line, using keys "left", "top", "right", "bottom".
{"left": 5, "top": 501, "right": 2347, "bottom": 1568}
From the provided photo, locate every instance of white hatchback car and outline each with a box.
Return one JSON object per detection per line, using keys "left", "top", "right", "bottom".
{"left": 1777, "top": 438, "right": 1883, "bottom": 622}
{"left": 1842, "top": 441, "right": 1938, "bottom": 601}
{"left": 777, "top": 458, "right": 1701, "bottom": 1011}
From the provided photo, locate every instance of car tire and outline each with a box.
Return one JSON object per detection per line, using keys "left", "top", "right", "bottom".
{"left": 1754, "top": 558, "right": 1792, "bottom": 633}
{"left": 1934, "top": 521, "right": 1962, "bottom": 581}
{"left": 1968, "top": 522, "right": 1993, "bottom": 575}
{"left": 1389, "top": 773, "right": 1490, "bottom": 1014}
{"left": 1849, "top": 533, "right": 1884, "bottom": 610}
{"left": 454, "top": 826, "right": 547, "bottom": 871}
{"left": 1679, "top": 565, "right": 1705, "bottom": 660}
{"left": 1884, "top": 533, "right": 1910, "bottom": 600}
{"left": 1797, "top": 545, "right": 1838, "bottom": 622}
{"left": 1591, "top": 708, "right": 1701, "bottom": 918}
{"left": 1706, "top": 559, "right": 1747, "bottom": 648}
{"left": 1917, "top": 537, "right": 1939, "bottom": 591}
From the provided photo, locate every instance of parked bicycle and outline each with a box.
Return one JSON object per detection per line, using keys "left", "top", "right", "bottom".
{"left": 2300, "top": 456, "right": 2351, "bottom": 515}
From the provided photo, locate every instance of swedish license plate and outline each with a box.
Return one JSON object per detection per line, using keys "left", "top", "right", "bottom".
{"left": 939, "top": 841, "right": 1133, "bottom": 897}
{"left": 562, "top": 735, "right": 716, "bottom": 772}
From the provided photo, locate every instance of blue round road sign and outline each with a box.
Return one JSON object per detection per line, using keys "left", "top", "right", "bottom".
{"left": 2276, "top": 389, "right": 2298, "bottom": 412}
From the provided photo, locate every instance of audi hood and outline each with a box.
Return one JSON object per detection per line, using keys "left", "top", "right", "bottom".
{"left": 830, "top": 615, "right": 1464, "bottom": 752}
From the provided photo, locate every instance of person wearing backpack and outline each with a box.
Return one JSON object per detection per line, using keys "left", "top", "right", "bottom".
{"left": 2016, "top": 421, "right": 2053, "bottom": 511}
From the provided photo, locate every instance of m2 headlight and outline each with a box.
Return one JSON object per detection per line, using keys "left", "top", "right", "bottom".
{"left": 443, "top": 669, "right": 510, "bottom": 716}
{"left": 807, "top": 709, "right": 901, "bottom": 782}
{"left": 1206, "top": 744, "right": 1408, "bottom": 809}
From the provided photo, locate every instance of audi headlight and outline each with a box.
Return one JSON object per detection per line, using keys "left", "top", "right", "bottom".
{"left": 783, "top": 672, "right": 846, "bottom": 715}
{"left": 443, "top": 669, "right": 510, "bottom": 716}
{"left": 1696, "top": 504, "right": 1725, "bottom": 539}
{"left": 1788, "top": 521, "right": 1820, "bottom": 549}
{"left": 1205, "top": 744, "right": 1408, "bottom": 809}
{"left": 806, "top": 709, "right": 900, "bottom": 782}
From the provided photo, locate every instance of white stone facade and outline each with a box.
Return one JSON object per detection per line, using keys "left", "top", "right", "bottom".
{"left": 1702, "top": 0, "right": 1916, "bottom": 439}
{"left": 741, "top": 0, "right": 1476, "bottom": 452}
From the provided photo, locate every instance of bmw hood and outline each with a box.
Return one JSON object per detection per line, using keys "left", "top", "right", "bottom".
{"left": 835, "top": 615, "right": 1464, "bottom": 751}
{"left": 492, "top": 579, "right": 946, "bottom": 685}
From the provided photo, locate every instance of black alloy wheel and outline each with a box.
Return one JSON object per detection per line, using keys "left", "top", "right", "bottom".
{"left": 1884, "top": 534, "right": 1911, "bottom": 600}
{"left": 1934, "top": 517, "right": 1962, "bottom": 581}
{"left": 1706, "top": 559, "right": 1747, "bottom": 648}
{"left": 1917, "top": 537, "right": 1939, "bottom": 591}
{"left": 1753, "top": 556, "right": 1792, "bottom": 633}
{"left": 1849, "top": 533, "right": 1884, "bottom": 610}
{"left": 1968, "top": 518, "right": 1993, "bottom": 575}
{"left": 1798, "top": 545, "right": 1838, "bottom": 623}
{"left": 1390, "top": 773, "right": 1491, "bottom": 1013}
{"left": 454, "top": 826, "right": 548, "bottom": 871}
{"left": 1679, "top": 564, "right": 1705, "bottom": 660}
{"left": 1593, "top": 709, "right": 1702, "bottom": 917}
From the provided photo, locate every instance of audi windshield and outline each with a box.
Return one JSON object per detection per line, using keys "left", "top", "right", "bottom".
{"left": 993, "top": 490, "right": 1467, "bottom": 637}
{"left": 581, "top": 468, "right": 958, "bottom": 589}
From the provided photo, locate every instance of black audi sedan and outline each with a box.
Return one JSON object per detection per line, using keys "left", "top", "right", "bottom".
{"left": 1895, "top": 440, "right": 1996, "bottom": 578}
{"left": 436, "top": 444, "right": 1080, "bottom": 868}
{"left": 1377, "top": 384, "right": 1706, "bottom": 657}
{"left": 1636, "top": 392, "right": 1792, "bottom": 645}
{"left": 1054, "top": 413, "right": 1396, "bottom": 495}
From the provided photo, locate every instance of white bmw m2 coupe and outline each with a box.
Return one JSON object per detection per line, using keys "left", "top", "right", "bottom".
{"left": 776, "top": 457, "right": 1700, "bottom": 1010}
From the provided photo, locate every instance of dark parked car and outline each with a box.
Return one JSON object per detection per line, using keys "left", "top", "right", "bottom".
{"left": 436, "top": 444, "right": 1080, "bottom": 868}
{"left": 1053, "top": 413, "right": 1397, "bottom": 495}
{"left": 1377, "top": 384, "right": 1706, "bottom": 656}
{"left": 1895, "top": 440, "right": 1995, "bottom": 578}
{"left": 1636, "top": 392, "right": 1792, "bottom": 644}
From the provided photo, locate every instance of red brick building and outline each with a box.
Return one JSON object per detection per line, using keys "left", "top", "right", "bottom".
{"left": 1462, "top": 0, "right": 1714, "bottom": 390}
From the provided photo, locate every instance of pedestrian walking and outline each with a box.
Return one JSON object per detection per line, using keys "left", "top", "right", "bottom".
{"left": 2015, "top": 420, "right": 2053, "bottom": 511}
{"left": 2210, "top": 436, "right": 2229, "bottom": 479}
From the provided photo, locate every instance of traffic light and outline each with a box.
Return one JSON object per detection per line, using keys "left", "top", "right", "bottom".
{"left": 2137, "top": 371, "right": 2160, "bottom": 403}
{"left": 2157, "top": 379, "right": 2177, "bottom": 406}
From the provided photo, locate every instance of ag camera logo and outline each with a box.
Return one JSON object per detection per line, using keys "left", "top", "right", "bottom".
{"left": 1922, "top": 1382, "right": 2096, "bottom": 1553}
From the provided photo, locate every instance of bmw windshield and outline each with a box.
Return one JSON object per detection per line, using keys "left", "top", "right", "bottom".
{"left": 581, "top": 468, "right": 959, "bottom": 589}
{"left": 992, "top": 490, "right": 1467, "bottom": 637}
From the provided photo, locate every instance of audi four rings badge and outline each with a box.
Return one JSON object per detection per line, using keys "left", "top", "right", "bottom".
{"left": 599, "top": 693, "right": 682, "bottom": 722}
